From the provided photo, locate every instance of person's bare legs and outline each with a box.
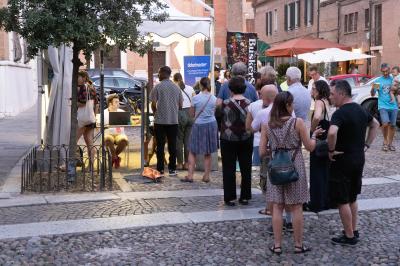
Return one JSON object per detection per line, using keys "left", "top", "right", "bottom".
{"left": 382, "top": 124, "right": 389, "bottom": 145}
{"left": 290, "top": 204, "right": 304, "bottom": 247}
{"left": 272, "top": 203, "right": 285, "bottom": 248}
{"left": 388, "top": 125, "right": 396, "bottom": 147}
{"left": 83, "top": 128, "right": 95, "bottom": 166}
{"left": 338, "top": 203, "right": 354, "bottom": 238}
{"left": 186, "top": 152, "right": 196, "bottom": 180}
{"left": 116, "top": 139, "right": 128, "bottom": 156}
{"left": 350, "top": 201, "right": 358, "bottom": 232}
{"left": 202, "top": 154, "right": 211, "bottom": 182}
{"left": 105, "top": 139, "right": 116, "bottom": 159}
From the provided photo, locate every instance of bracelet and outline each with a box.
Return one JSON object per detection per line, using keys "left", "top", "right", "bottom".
{"left": 329, "top": 149, "right": 335, "bottom": 153}
{"left": 365, "top": 143, "right": 370, "bottom": 149}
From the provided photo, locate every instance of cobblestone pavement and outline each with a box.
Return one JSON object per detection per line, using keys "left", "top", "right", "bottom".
{"left": 0, "top": 194, "right": 266, "bottom": 225}
{"left": 0, "top": 105, "right": 37, "bottom": 186}
{"left": 0, "top": 208, "right": 398, "bottom": 265}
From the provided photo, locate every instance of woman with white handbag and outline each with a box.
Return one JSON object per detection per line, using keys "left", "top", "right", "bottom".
{"left": 76, "top": 71, "right": 97, "bottom": 166}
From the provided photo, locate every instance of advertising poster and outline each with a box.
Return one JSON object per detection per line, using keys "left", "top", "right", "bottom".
{"left": 227, "top": 32, "right": 258, "bottom": 84}
{"left": 183, "top": 56, "right": 211, "bottom": 86}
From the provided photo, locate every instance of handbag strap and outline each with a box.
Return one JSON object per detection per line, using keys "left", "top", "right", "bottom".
{"left": 230, "top": 98, "right": 247, "bottom": 117}
{"left": 182, "top": 88, "right": 192, "bottom": 104}
{"left": 320, "top": 100, "right": 328, "bottom": 121}
{"left": 194, "top": 94, "right": 212, "bottom": 121}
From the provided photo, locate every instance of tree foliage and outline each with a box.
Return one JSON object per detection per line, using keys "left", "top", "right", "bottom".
{"left": 0, "top": 0, "right": 168, "bottom": 57}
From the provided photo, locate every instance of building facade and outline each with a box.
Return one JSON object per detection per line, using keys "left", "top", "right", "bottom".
{"left": 254, "top": 0, "right": 400, "bottom": 75}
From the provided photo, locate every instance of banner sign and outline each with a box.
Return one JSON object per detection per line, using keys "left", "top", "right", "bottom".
{"left": 227, "top": 32, "right": 258, "bottom": 84}
{"left": 183, "top": 56, "right": 211, "bottom": 86}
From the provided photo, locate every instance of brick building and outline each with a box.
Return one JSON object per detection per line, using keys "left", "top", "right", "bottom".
{"left": 253, "top": 0, "right": 400, "bottom": 75}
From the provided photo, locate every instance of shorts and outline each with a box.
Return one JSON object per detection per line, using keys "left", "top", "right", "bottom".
{"left": 329, "top": 153, "right": 365, "bottom": 206}
{"left": 252, "top": 146, "right": 260, "bottom": 166}
{"left": 379, "top": 108, "right": 398, "bottom": 126}
{"left": 105, "top": 134, "right": 129, "bottom": 145}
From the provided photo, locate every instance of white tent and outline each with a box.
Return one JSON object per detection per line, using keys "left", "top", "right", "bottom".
{"left": 298, "top": 48, "right": 375, "bottom": 64}
{"left": 45, "top": 45, "right": 72, "bottom": 146}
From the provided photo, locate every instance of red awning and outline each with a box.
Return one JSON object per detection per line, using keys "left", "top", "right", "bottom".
{"left": 266, "top": 37, "right": 351, "bottom": 57}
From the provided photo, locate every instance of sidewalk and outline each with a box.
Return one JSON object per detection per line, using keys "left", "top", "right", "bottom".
{"left": 0, "top": 105, "right": 37, "bottom": 187}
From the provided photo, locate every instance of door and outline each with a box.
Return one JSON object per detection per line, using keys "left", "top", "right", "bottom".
{"left": 152, "top": 51, "right": 166, "bottom": 74}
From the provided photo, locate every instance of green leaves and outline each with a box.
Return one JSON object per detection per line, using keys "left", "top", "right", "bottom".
{"left": 0, "top": 0, "right": 168, "bottom": 58}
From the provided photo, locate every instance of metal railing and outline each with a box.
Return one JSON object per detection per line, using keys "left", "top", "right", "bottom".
{"left": 21, "top": 145, "right": 113, "bottom": 193}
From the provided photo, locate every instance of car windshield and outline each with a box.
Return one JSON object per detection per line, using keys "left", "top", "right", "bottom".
{"left": 93, "top": 78, "right": 115, "bottom": 87}
{"left": 365, "top": 77, "right": 379, "bottom": 85}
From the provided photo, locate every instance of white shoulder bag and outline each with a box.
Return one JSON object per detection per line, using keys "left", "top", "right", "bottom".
{"left": 77, "top": 85, "right": 96, "bottom": 128}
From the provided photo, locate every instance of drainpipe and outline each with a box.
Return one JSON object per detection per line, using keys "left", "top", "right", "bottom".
{"left": 368, "top": 0, "right": 373, "bottom": 76}
{"left": 337, "top": 1, "right": 341, "bottom": 43}
{"left": 317, "top": 0, "right": 320, "bottom": 38}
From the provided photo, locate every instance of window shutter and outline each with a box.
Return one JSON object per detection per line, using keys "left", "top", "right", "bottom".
{"left": 266, "top": 12, "right": 269, "bottom": 35}
{"left": 269, "top": 11, "right": 273, "bottom": 35}
{"left": 285, "top": 5, "right": 288, "bottom": 31}
{"left": 304, "top": 0, "right": 308, "bottom": 25}
{"left": 355, "top": 12, "right": 358, "bottom": 32}
{"left": 297, "top": 1, "right": 300, "bottom": 28}
{"left": 310, "top": 0, "right": 314, "bottom": 25}
{"left": 344, "top": 15, "right": 348, "bottom": 33}
{"left": 290, "top": 3, "right": 295, "bottom": 30}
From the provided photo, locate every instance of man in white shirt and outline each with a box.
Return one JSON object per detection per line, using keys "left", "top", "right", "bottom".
{"left": 104, "top": 94, "right": 129, "bottom": 169}
{"left": 307, "top": 65, "right": 328, "bottom": 91}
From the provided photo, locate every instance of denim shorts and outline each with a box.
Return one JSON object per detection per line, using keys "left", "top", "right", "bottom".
{"left": 379, "top": 108, "right": 398, "bottom": 126}
{"left": 252, "top": 146, "right": 260, "bottom": 166}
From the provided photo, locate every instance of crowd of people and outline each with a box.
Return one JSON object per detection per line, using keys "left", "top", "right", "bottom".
{"left": 75, "top": 60, "right": 400, "bottom": 254}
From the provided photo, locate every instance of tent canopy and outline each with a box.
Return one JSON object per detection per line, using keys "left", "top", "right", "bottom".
{"left": 298, "top": 48, "right": 375, "bottom": 64}
{"left": 266, "top": 37, "right": 351, "bottom": 57}
{"left": 139, "top": 0, "right": 212, "bottom": 38}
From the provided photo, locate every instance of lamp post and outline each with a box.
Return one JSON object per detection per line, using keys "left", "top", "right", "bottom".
{"left": 99, "top": 49, "right": 106, "bottom": 190}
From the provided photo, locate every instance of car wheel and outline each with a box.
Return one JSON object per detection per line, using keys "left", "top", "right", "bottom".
{"left": 361, "top": 99, "right": 381, "bottom": 125}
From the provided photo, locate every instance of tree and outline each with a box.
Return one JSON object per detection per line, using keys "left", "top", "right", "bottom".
{"left": 0, "top": 0, "right": 167, "bottom": 181}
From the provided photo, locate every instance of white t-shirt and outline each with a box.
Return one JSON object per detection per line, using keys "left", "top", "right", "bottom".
{"left": 251, "top": 104, "right": 296, "bottom": 133}
{"left": 181, "top": 85, "right": 195, "bottom": 109}
{"left": 307, "top": 76, "right": 328, "bottom": 91}
{"left": 248, "top": 100, "right": 263, "bottom": 147}
{"left": 104, "top": 108, "right": 125, "bottom": 135}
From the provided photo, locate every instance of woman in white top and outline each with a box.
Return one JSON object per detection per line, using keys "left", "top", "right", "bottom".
{"left": 173, "top": 73, "right": 195, "bottom": 170}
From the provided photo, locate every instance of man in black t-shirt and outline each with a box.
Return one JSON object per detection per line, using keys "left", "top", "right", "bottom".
{"left": 327, "top": 80, "right": 379, "bottom": 246}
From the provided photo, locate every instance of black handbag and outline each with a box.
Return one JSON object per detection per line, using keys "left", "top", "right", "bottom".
{"left": 313, "top": 100, "right": 330, "bottom": 158}
{"left": 268, "top": 119, "right": 300, "bottom": 186}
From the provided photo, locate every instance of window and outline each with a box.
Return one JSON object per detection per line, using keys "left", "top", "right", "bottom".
{"left": 344, "top": 12, "right": 358, "bottom": 33}
{"left": 365, "top": 8, "right": 370, "bottom": 29}
{"left": 374, "top": 4, "right": 382, "bottom": 46}
{"left": 265, "top": 11, "right": 272, "bottom": 36}
{"left": 285, "top": 1, "right": 300, "bottom": 31}
{"left": 304, "top": 0, "right": 314, "bottom": 26}
{"left": 205, "top": 0, "right": 213, "bottom": 8}
{"left": 274, "top": 9, "right": 278, "bottom": 32}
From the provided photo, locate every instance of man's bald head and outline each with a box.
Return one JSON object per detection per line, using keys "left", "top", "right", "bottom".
{"left": 260, "top": 85, "right": 278, "bottom": 105}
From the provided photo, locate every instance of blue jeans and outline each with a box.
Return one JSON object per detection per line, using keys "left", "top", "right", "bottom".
{"left": 252, "top": 146, "right": 260, "bottom": 166}
{"left": 379, "top": 108, "right": 398, "bottom": 126}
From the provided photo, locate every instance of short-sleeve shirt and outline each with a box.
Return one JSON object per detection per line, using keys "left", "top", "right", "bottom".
{"left": 375, "top": 76, "right": 397, "bottom": 110}
{"left": 150, "top": 79, "right": 183, "bottom": 125}
{"left": 181, "top": 85, "right": 195, "bottom": 109}
{"left": 288, "top": 82, "right": 312, "bottom": 121}
{"left": 217, "top": 80, "right": 258, "bottom": 102}
{"left": 248, "top": 100, "right": 264, "bottom": 147}
{"left": 192, "top": 92, "right": 217, "bottom": 124}
{"left": 220, "top": 98, "right": 252, "bottom": 141}
{"left": 330, "top": 102, "right": 373, "bottom": 155}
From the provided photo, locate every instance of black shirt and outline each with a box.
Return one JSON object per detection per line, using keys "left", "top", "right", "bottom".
{"left": 331, "top": 102, "right": 373, "bottom": 154}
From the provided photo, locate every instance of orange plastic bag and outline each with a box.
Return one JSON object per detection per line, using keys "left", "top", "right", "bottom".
{"left": 142, "top": 167, "right": 162, "bottom": 181}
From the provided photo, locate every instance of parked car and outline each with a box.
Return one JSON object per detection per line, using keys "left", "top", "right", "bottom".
{"left": 88, "top": 68, "right": 148, "bottom": 87}
{"left": 329, "top": 74, "right": 372, "bottom": 87}
{"left": 351, "top": 76, "right": 400, "bottom": 127}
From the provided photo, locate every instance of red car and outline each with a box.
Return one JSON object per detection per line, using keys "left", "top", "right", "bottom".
{"left": 328, "top": 74, "right": 373, "bottom": 87}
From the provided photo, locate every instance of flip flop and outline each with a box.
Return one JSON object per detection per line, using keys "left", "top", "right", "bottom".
{"left": 258, "top": 209, "right": 272, "bottom": 216}
{"left": 180, "top": 177, "right": 193, "bottom": 183}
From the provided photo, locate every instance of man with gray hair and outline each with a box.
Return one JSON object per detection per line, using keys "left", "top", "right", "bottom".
{"left": 217, "top": 62, "right": 258, "bottom": 105}
{"left": 287, "top": 66, "right": 311, "bottom": 121}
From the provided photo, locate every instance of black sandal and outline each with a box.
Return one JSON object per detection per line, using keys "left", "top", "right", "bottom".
{"left": 294, "top": 245, "right": 311, "bottom": 254}
{"left": 269, "top": 246, "right": 282, "bottom": 255}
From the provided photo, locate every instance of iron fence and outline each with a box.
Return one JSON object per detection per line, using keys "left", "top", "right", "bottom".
{"left": 21, "top": 145, "right": 113, "bottom": 193}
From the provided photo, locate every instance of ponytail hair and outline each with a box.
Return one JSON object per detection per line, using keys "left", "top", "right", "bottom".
{"left": 173, "top": 73, "right": 185, "bottom": 90}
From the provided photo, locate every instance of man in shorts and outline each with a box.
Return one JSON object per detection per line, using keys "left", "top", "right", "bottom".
{"left": 328, "top": 80, "right": 379, "bottom": 246}
{"left": 371, "top": 63, "right": 398, "bottom": 151}
{"left": 104, "top": 94, "right": 129, "bottom": 169}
